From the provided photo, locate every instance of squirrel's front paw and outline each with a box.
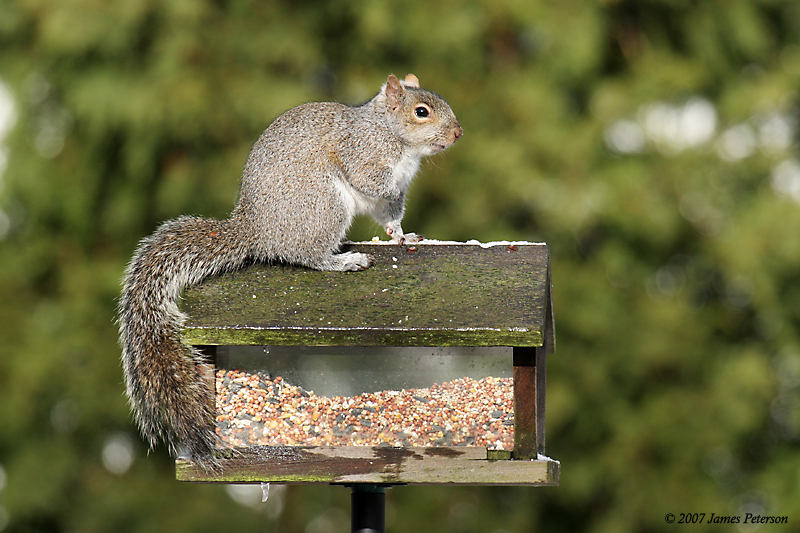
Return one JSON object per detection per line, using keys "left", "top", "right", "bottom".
{"left": 385, "top": 224, "right": 423, "bottom": 245}
{"left": 397, "top": 232, "right": 423, "bottom": 244}
{"left": 390, "top": 232, "right": 423, "bottom": 245}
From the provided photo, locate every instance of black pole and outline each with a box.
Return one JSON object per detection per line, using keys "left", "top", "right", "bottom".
{"left": 350, "top": 484, "right": 386, "bottom": 533}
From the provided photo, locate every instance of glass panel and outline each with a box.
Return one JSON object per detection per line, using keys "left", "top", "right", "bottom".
{"left": 214, "top": 346, "right": 514, "bottom": 449}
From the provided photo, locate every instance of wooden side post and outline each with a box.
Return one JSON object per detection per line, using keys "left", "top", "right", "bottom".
{"left": 536, "top": 344, "right": 547, "bottom": 456}
{"left": 512, "top": 347, "right": 535, "bottom": 459}
{"left": 512, "top": 345, "right": 546, "bottom": 459}
{"left": 514, "top": 258, "right": 554, "bottom": 459}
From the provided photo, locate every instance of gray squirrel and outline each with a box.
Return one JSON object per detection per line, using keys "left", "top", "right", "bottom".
{"left": 118, "top": 74, "right": 463, "bottom": 465}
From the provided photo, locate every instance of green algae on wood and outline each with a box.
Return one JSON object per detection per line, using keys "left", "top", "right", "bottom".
{"left": 180, "top": 242, "right": 551, "bottom": 348}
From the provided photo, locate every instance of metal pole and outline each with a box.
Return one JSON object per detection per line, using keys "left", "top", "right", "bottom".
{"left": 350, "top": 484, "right": 386, "bottom": 533}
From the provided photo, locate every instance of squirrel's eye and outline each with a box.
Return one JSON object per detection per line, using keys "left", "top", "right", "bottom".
{"left": 414, "top": 105, "right": 430, "bottom": 118}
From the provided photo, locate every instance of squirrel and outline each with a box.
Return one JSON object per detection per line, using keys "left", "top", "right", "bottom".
{"left": 117, "top": 74, "right": 463, "bottom": 466}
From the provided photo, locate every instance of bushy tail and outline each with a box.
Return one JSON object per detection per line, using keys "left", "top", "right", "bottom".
{"left": 118, "top": 216, "right": 251, "bottom": 465}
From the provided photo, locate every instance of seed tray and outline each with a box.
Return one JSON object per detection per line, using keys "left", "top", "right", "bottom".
{"left": 216, "top": 369, "right": 515, "bottom": 449}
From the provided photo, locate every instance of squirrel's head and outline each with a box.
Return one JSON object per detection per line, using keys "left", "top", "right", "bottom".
{"left": 382, "top": 74, "right": 463, "bottom": 156}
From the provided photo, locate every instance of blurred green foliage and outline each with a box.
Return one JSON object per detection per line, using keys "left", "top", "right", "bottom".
{"left": 2, "top": 0, "right": 800, "bottom": 531}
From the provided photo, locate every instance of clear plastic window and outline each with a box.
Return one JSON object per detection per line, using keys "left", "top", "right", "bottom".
{"left": 215, "top": 346, "right": 514, "bottom": 449}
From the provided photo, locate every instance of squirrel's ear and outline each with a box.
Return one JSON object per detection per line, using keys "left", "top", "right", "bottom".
{"left": 385, "top": 75, "right": 403, "bottom": 114}
{"left": 403, "top": 74, "right": 420, "bottom": 88}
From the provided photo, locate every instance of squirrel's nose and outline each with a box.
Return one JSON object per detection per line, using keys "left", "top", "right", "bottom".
{"left": 452, "top": 125, "right": 463, "bottom": 141}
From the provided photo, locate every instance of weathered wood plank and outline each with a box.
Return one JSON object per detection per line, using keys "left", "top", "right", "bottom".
{"left": 181, "top": 242, "right": 550, "bottom": 347}
{"left": 176, "top": 446, "right": 560, "bottom": 486}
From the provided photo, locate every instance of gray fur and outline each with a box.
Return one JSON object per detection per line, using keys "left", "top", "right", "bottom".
{"left": 118, "top": 74, "right": 462, "bottom": 466}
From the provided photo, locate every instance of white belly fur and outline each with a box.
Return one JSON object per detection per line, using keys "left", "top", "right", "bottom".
{"left": 334, "top": 177, "right": 382, "bottom": 218}
{"left": 393, "top": 151, "right": 422, "bottom": 191}
{"left": 334, "top": 150, "right": 422, "bottom": 218}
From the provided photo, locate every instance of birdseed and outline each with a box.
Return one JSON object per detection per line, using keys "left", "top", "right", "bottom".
{"left": 215, "top": 369, "right": 515, "bottom": 449}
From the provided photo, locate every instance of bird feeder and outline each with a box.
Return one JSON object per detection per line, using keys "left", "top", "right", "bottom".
{"left": 176, "top": 241, "right": 558, "bottom": 528}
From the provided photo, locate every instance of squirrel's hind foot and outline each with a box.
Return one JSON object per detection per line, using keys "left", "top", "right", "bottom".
{"left": 318, "top": 251, "right": 375, "bottom": 271}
